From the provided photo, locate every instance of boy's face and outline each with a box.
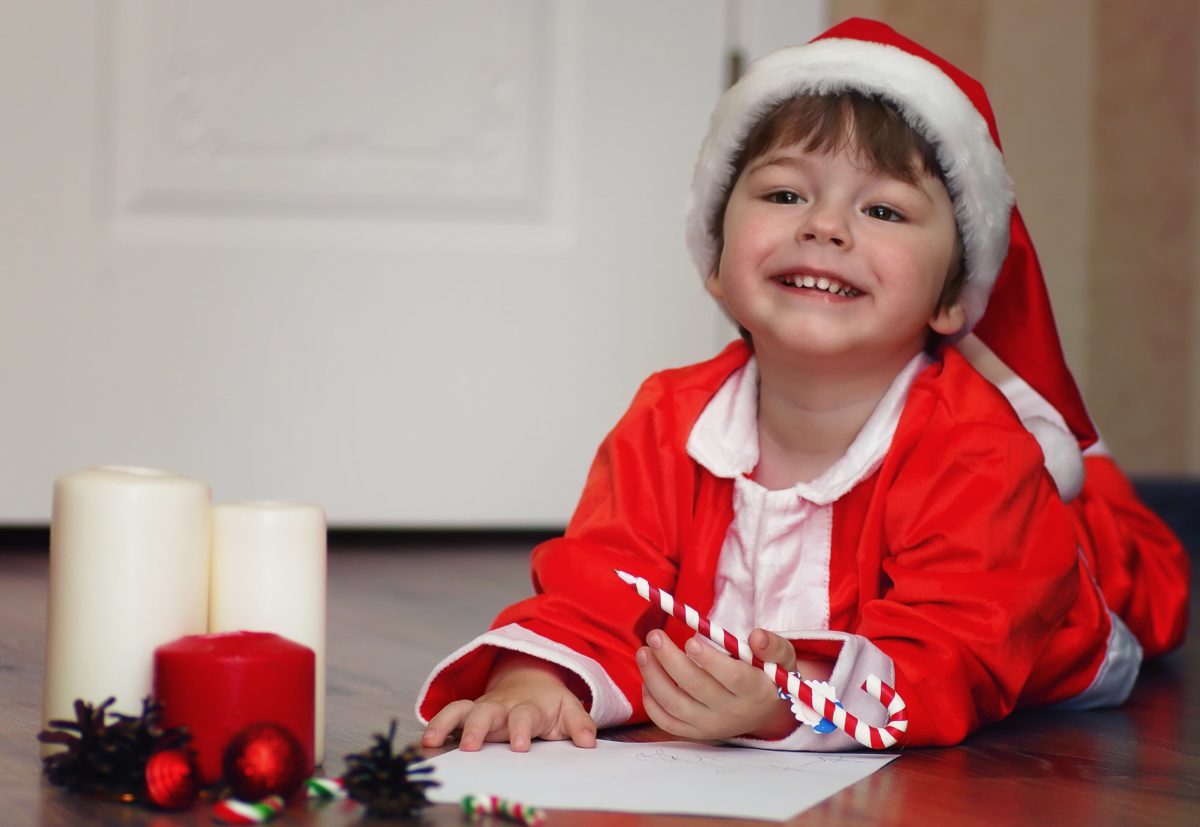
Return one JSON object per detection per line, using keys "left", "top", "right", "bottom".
{"left": 707, "top": 140, "right": 964, "bottom": 365}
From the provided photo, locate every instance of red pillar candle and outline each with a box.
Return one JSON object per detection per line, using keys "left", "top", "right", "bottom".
{"left": 154, "top": 631, "right": 315, "bottom": 785}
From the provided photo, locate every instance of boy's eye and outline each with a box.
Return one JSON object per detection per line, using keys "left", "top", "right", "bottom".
{"left": 766, "top": 191, "right": 802, "bottom": 205}
{"left": 865, "top": 205, "right": 903, "bottom": 222}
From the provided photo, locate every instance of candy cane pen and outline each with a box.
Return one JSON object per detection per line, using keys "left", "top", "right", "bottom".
{"left": 616, "top": 570, "right": 908, "bottom": 749}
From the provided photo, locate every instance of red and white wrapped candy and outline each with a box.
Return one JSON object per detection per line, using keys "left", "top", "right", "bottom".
{"left": 462, "top": 793, "right": 547, "bottom": 826}
{"left": 616, "top": 569, "right": 908, "bottom": 749}
{"left": 212, "top": 794, "right": 285, "bottom": 824}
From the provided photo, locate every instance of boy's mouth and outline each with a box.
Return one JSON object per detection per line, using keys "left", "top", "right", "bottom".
{"left": 774, "top": 273, "right": 862, "bottom": 298}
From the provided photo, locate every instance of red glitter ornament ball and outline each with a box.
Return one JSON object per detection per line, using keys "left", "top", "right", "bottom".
{"left": 222, "top": 723, "right": 308, "bottom": 802}
{"left": 144, "top": 749, "right": 199, "bottom": 810}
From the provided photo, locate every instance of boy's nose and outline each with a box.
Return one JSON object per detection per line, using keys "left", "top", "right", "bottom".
{"left": 797, "top": 208, "right": 849, "bottom": 248}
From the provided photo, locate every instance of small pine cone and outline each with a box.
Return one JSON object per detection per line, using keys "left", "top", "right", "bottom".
{"left": 341, "top": 721, "right": 439, "bottom": 818}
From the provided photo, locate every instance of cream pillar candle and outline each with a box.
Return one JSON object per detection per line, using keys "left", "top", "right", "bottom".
{"left": 42, "top": 466, "right": 211, "bottom": 751}
{"left": 209, "top": 501, "right": 327, "bottom": 764}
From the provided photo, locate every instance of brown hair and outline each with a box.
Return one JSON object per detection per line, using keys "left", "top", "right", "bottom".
{"left": 711, "top": 92, "right": 966, "bottom": 314}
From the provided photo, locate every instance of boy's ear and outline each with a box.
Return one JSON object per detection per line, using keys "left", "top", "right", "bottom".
{"left": 930, "top": 301, "right": 966, "bottom": 337}
{"left": 704, "top": 268, "right": 724, "bottom": 301}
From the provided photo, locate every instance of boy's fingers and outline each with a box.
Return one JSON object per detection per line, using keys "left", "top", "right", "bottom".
{"left": 639, "top": 645, "right": 688, "bottom": 709}
{"left": 504, "top": 702, "right": 543, "bottom": 752}
{"left": 641, "top": 645, "right": 712, "bottom": 721}
{"left": 458, "top": 702, "right": 505, "bottom": 751}
{"left": 422, "top": 700, "right": 473, "bottom": 747}
{"left": 749, "top": 628, "right": 796, "bottom": 670}
{"left": 683, "top": 635, "right": 725, "bottom": 668}
{"left": 421, "top": 726, "right": 447, "bottom": 748}
{"left": 683, "top": 635, "right": 755, "bottom": 694}
{"left": 642, "top": 683, "right": 699, "bottom": 739}
{"left": 563, "top": 703, "right": 598, "bottom": 748}
{"left": 638, "top": 644, "right": 682, "bottom": 699}
{"left": 655, "top": 635, "right": 731, "bottom": 706}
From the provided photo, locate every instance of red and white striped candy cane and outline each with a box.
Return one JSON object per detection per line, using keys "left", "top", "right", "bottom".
{"left": 615, "top": 570, "right": 907, "bottom": 749}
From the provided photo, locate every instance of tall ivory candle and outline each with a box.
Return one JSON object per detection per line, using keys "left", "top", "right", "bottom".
{"left": 42, "top": 466, "right": 211, "bottom": 749}
{"left": 209, "top": 501, "right": 328, "bottom": 764}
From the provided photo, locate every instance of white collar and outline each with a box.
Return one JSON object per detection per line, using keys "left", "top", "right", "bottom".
{"left": 686, "top": 352, "right": 930, "bottom": 505}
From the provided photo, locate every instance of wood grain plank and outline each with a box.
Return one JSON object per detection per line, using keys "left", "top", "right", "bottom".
{"left": 2, "top": 536, "right": 1197, "bottom": 826}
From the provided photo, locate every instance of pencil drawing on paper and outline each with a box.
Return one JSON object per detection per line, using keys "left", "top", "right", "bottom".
{"left": 633, "top": 747, "right": 848, "bottom": 775}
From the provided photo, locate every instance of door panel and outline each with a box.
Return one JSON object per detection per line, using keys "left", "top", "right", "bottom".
{"left": 2, "top": 0, "right": 824, "bottom": 525}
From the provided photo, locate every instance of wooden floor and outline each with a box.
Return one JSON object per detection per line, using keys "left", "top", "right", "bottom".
{"left": 1, "top": 534, "right": 1197, "bottom": 826}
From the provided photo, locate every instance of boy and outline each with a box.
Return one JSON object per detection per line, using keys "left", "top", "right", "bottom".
{"left": 417, "top": 18, "right": 1186, "bottom": 751}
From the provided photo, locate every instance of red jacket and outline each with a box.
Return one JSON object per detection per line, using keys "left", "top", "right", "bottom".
{"left": 420, "top": 343, "right": 1175, "bottom": 748}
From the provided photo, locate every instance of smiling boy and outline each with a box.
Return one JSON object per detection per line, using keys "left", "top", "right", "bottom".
{"left": 706, "top": 93, "right": 966, "bottom": 490}
{"left": 416, "top": 18, "right": 1169, "bottom": 752}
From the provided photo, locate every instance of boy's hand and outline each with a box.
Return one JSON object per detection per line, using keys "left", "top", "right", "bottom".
{"left": 421, "top": 652, "right": 597, "bottom": 752}
{"left": 637, "top": 627, "right": 802, "bottom": 741}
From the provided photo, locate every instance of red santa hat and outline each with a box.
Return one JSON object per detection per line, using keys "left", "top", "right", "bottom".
{"left": 685, "top": 17, "right": 1097, "bottom": 455}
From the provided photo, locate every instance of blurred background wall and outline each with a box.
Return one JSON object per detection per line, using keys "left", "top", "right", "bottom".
{"left": 0, "top": 1, "right": 818, "bottom": 527}
{"left": 833, "top": 0, "right": 1200, "bottom": 474}
{"left": 2, "top": 1, "right": 1195, "bottom": 529}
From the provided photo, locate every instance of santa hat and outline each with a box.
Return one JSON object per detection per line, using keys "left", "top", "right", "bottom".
{"left": 685, "top": 17, "right": 1097, "bottom": 457}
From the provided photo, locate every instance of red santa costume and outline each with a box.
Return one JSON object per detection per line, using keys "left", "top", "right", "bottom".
{"left": 416, "top": 18, "right": 1188, "bottom": 749}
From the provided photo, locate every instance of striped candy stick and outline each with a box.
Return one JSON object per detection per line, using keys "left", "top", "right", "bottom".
{"left": 304, "top": 776, "right": 348, "bottom": 800}
{"left": 615, "top": 569, "right": 908, "bottom": 749}
{"left": 212, "top": 795, "right": 286, "bottom": 824}
{"left": 462, "top": 793, "right": 548, "bottom": 826}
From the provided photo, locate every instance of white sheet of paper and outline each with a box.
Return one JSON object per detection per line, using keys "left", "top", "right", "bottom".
{"left": 425, "top": 739, "right": 897, "bottom": 822}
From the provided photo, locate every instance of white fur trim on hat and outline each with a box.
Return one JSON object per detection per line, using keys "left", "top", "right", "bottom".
{"left": 685, "top": 38, "right": 1014, "bottom": 334}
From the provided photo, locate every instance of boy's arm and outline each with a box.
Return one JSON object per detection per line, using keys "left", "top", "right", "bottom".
{"left": 416, "top": 372, "right": 696, "bottom": 730}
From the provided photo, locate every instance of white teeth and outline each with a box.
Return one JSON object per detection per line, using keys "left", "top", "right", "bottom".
{"left": 779, "top": 274, "right": 861, "bottom": 297}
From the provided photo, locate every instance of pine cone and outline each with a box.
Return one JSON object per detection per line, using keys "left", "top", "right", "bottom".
{"left": 342, "top": 720, "right": 438, "bottom": 818}
{"left": 38, "top": 697, "right": 191, "bottom": 803}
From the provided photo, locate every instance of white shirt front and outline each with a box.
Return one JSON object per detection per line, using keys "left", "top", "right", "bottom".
{"left": 687, "top": 352, "right": 929, "bottom": 637}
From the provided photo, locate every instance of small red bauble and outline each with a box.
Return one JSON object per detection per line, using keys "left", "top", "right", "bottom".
{"left": 222, "top": 723, "right": 308, "bottom": 802}
{"left": 144, "top": 749, "right": 199, "bottom": 810}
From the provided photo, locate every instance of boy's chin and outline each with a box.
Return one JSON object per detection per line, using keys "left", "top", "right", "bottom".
{"left": 752, "top": 332, "right": 929, "bottom": 366}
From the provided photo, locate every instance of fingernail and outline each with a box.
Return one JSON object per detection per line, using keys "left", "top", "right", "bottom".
{"left": 636, "top": 647, "right": 649, "bottom": 666}
{"left": 648, "top": 631, "right": 663, "bottom": 649}
{"left": 685, "top": 638, "right": 702, "bottom": 656}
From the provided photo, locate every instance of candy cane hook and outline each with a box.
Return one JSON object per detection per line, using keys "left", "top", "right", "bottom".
{"left": 616, "top": 570, "right": 907, "bottom": 749}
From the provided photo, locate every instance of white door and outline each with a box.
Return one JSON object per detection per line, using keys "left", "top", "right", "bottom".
{"left": 1, "top": 0, "right": 824, "bottom": 526}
